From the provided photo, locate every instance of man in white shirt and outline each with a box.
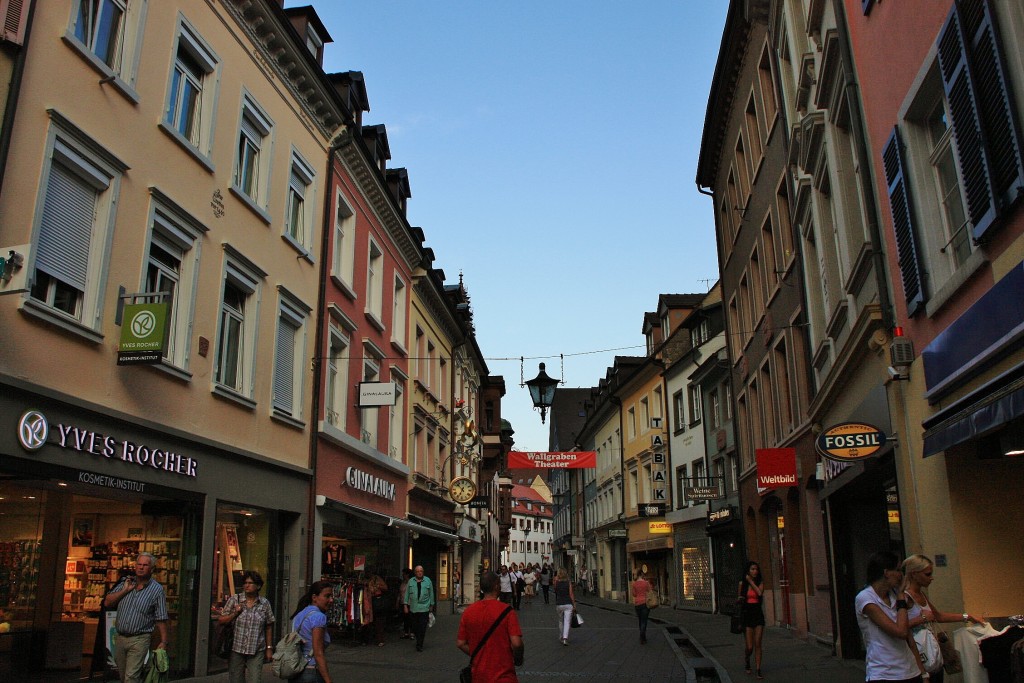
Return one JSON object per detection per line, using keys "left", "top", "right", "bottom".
{"left": 498, "top": 565, "right": 514, "bottom": 605}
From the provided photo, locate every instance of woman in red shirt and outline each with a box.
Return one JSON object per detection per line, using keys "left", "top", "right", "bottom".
{"left": 738, "top": 561, "right": 765, "bottom": 679}
{"left": 630, "top": 570, "right": 653, "bottom": 644}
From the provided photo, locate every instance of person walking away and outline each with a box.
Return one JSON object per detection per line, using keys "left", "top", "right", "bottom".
{"left": 901, "top": 554, "right": 983, "bottom": 682}
{"left": 366, "top": 573, "right": 388, "bottom": 647}
{"left": 511, "top": 564, "right": 524, "bottom": 610}
{"left": 498, "top": 565, "right": 514, "bottom": 605}
{"left": 104, "top": 552, "right": 169, "bottom": 683}
{"left": 552, "top": 568, "right": 576, "bottom": 646}
{"left": 403, "top": 565, "right": 436, "bottom": 652}
{"left": 539, "top": 564, "right": 552, "bottom": 604}
{"left": 398, "top": 569, "right": 413, "bottom": 639}
{"left": 217, "top": 570, "right": 275, "bottom": 683}
{"left": 290, "top": 581, "right": 334, "bottom": 683}
{"left": 631, "top": 570, "right": 652, "bottom": 644}
{"left": 738, "top": 561, "right": 766, "bottom": 679}
{"left": 456, "top": 571, "right": 524, "bottom": 682}
{"left": 856, "top": 551, "right": 923, "bottom": 683}
{"left": 453, "top": 568, "right": 462, "bottom": 607}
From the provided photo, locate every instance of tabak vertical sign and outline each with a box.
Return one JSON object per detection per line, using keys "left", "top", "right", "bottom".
{"left": 756, "top": 448, "right": 798, "bottom": 491}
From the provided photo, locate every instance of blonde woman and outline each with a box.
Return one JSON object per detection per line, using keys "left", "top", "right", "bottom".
{"left": 552, "top": 568, "right": 576, "bottom": 646}
{"left": 901, "top": 554, "right": 983, "bottom": 682}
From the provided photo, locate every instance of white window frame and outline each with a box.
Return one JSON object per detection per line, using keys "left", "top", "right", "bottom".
{"left": 365, "top": 239, "right": 384, "bottom": 326}
{"left": 232, "top": 93, "right": 274, "bottom": 218}
{"left": 389, "top": 375, "right": 405, "bottom": 460}
{"left": 284, "top": 149, "right": 316, "bottom": 255}
{"left": 332, "top": 190, "right": 357, "bottom": 295}
{"left": 141, "top": 190, "right": 205, "bottom": 373}
{"left": 361, "top": 350, "right": 381, "bottom": 448}
{"left": 213, "top": 247, "right": 265, "bottom": 405}
{"left": 272, "top": 288, "right": 309, "bottom": 423}
{"left": 66, "top": 0, "right": 148, "bottom": 99}
{"left": 162, "top": 17, "right": 219, "bottom": 167}
{"left": 325, "top": 323, "right": 350, "bottom": 430}
{"left": 391, "top": 274, "right": 407, "bottom": 352}
{"left": 26, "top": 114, "right": 126, "bottom": 339}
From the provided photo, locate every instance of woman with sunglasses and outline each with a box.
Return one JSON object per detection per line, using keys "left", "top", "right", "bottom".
{"left": 856, "top": 551, "right": 922, "bottom": 682}
{"left": 901, "top": 554, "right": 983, "bottom": 682}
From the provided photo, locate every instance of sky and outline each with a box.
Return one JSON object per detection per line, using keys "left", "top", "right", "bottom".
{"left": 306, "top": 2, "right": 730, "bottom": 451}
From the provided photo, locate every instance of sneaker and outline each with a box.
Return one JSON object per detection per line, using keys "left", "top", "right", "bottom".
{"left": 561, "top": 638, "right": 568, "bottom": 646}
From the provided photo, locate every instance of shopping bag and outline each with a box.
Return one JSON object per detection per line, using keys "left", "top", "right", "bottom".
{"left": 571, "top": 610, "right": 583, "bottom": 628}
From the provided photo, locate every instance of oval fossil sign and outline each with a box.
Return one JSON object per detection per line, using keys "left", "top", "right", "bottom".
{"left": 815, "top": 422, "right": 887, "bottom": 462}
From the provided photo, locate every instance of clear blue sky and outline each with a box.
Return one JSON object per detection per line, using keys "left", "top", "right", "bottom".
{"left": 306, "top": 2, "right": 729, "bottom": 451}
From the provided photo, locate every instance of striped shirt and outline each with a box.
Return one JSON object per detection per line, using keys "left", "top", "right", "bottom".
{"left": 112, "top": 578, "right": 168, "bottom": 635}
{"left": 221, "top": 594, "right": 275, "bottom": 655}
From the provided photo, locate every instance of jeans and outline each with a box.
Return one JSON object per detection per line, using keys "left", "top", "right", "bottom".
{"left": 556, "top": 604, "right": 574, "bottom": 639}
{"left": 635, "top": 604, "right": 650, "bottom": 639}
{"left": 228, "top": 650, "right": 265, "bottom": 683}
{"left": 541, "top": 584, "right": 550, "bottom": 603}
{"left": 291, "top": 667, "right": 327, "bottom": 683}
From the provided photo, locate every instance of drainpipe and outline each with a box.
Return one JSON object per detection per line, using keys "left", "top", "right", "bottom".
{"left": 307, "top": 129, "right": 353, "bottom": 584}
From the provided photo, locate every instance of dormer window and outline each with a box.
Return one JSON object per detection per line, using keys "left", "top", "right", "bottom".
{"left": 305, "top": 24, "right": 323, "bottom": 60}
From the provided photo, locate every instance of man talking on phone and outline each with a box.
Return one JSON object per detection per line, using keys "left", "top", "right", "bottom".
{"left": 104, "top": 552, "right": 170, "bottom": 683}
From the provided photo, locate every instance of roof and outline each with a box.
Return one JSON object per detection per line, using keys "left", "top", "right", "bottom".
{"left": 511, "top": 484, "right": 553, "bottom": 517}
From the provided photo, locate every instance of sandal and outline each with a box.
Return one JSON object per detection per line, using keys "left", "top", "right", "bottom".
{"left": 756, "top": 670, "right": 764, "bottom": 680}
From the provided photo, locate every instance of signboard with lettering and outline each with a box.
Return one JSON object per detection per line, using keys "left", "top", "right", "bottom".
{"left": 685, "top": 483, "right": 723, "bottom": 502}
{"left": 358, "top": 382, "right": 398, "bottom": 406}
{"left": 648, "top": 521, "right": 671, "bottom": 534}
{"left": 344, "top": 466, "right": 396, "bottom": 500}
{"left": 708, "top": 506, "right": 734, "bottom": 525}
{"left": 637, "top": 503, "right": 666, "bottom": 517}
{"left": 816, "top": 423, "right": 887, "bottom": 461}
{"left": 117, "top": 302, "right": 168, "bottom": 365}
{"left": 607, "top": 528, "right": 628, "bottom": 538}
{"left": 756, "top": 447, "right": 798, "bottom": 489}
{"left": 508, "top": 451, "right": 597, "bottom": 469}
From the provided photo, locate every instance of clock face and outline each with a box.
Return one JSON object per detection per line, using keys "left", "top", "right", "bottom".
{"left": 449, "top": 476, "right": 477, "bottom": 503}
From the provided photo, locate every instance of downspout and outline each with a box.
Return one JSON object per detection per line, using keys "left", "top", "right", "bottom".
{"left": 610, "top": 395, "right": 626, "bottom": 599}
{"left": 0, "top": 0, "right": 37, "bottom": 195}
{"left": 307, "top": 129, "right": 353, "bottom": 584}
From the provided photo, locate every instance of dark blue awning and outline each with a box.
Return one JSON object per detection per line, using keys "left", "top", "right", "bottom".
{"left": 922, "top": 363, "right": 1024, "bottom": 457}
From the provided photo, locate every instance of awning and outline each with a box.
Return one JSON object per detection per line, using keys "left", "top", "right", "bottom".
{"left": 922, "top": 362, "right": 1024, "bottom": 457}
{"left": 320, "top": 499, "right": 456, "bottom": 541}
{"left": 626, "top": 537, "right": 673, "bottom": 553}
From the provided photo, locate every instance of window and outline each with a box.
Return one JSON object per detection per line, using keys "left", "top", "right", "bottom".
{"left": 67, "top": 0, "right": 146, "bottom": 94}
{"left": 360, "top": 355, "right": 380, "bottom": 448}
{"left": 693, "top": 460, "right": 706, "bottom": 488}
{"left": 272, "top": 290, "right": 309, "bottom": 421}
{"left": 163, "top": 20, "right": 219, "bottom": 161}
{"left": 757, "top": 44, "right": 778, "bottom": 138}
{"left": 215, "top": 249, "right": 264, "bottom": 402}
{"left": 640, "top": 398, "right": 650, "bottom": 433}
{"left": 325, "top": 324, "right": 349, "bottom": 428}
{"left": 331, "top": 192, "right": 357, "bottom": 293}
{"left": 709, "top": 387, "right": 721, "bottom": 430}
{"left": 672, "top": 390, "right": 685, "bottom": 433}
{"left": 746, "top": 93, "right": 763, "bottom": 167}
{"left": 143, "top": 193, "right": 205, "bottom": 370}
{"left": 627, "top": 407, "right": 636, "bottom": 440}
{"left": 232, "top": 95, "right": 274, "bottom": 212}
{"left": 28, "top": 118, "right": 126, "bottom": 334}
{"left": 389, "top": 378, "right": 405, "bottom": 460}
{"left": 675, "top": 465, "right": 688, "bottom": 509}
{"left": 366, "top": 240, "right": 383, "bottom": 324}
{"left": 285, "top": 152, "right": 315, "bottom": 252}
{"left": 688, "top": 385, "right": 703, "bottom": 426}
{"left": 392, "top": 276, "right": 407, "bottom": 349}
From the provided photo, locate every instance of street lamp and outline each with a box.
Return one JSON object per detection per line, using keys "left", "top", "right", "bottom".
{"left": 523, "top": 527, "right": 532, "bottom": 566}
{"left": 525, "top": 363, "right": 559, "bottom": 424}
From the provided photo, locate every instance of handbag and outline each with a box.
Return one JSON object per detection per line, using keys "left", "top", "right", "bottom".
{"left": 730, "top": 613, "right": 744, "bottom": 634}
{"left": 571, "top": 610, "right": 583, "bottom": 628}
{"left": 645, "top": 589, "right": 659, "bottom": 610}
{"left": 937, "top": 630, "right": 962, "bottom": 674}
{"left": 271, "top": 610, "right": 313, "bottom": 680}
{"left": 213, "top": 620, "right": 233, "bottom": 659}
{"left": 460, "top": 605, "right": 513, "bottom": 683}
{"left": 913, "top": 624, "right": 943, "bottom": 673}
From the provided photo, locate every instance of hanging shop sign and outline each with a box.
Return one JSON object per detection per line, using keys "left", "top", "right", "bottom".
{"left": 648, "top": 521, "right": 672, "bottom": 534}
{"left": 707, "top": 506, "right": 734, "bottom": 525}
{"left": 117, "top": 302, "right": 169, "bottom": 365}
{"left": 684, "top": 482, "right": 724, "bottom": 502}
{"left": 508, "top": 451, "right": 597, "bottom": 468}
{"left": 637, "top": 503, "right": 667, "bottom": 517}
{"left": 344, "top": 466, "right": 397, "bottom": 500}
{"left": 607, "top": 528, "right": 628, "bottom": 538}
{"left": 815, "top": 422, "right": 887, "bottom": 462}
{"left": 358, "top": 382, "right": 398, "bottom": 406}
{"left": 467, "top": 495, "right": 489, "bottom": 509}
{"left": 16, "top": 410, "right": 198, "bottom": 478}
{"left": 756, "top": 448, "right": 798, "bottom": 489}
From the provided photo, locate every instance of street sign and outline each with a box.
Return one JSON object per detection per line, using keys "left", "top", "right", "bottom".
{"left": 638, "top": 503, "right": 666, "bottom": 517}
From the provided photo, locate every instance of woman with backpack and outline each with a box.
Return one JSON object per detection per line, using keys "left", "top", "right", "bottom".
{"left": 288, "top": 581, "right": 334, "bottom": 683}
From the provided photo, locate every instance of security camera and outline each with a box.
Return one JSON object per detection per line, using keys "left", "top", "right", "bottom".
{"left": 887, "top": 366, "right": 908, "bottom": 380}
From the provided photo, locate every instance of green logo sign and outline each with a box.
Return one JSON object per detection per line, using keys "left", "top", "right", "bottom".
{"left": 118, "top": 303, "right": 168, "bottom": 365}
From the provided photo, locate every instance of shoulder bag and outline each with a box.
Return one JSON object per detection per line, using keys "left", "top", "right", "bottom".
{"left": 460, "top": 605, "right": 513, "bottom": 683}
{"left": 214, "top": 594, "right": 241, "bottom": 660}
{"left": 645, "top": 588, "right": 659, "bottom": 610}
{"left": 272, "top": 610, "right": 314, "bottom": 680}
{"left": 911, "top": 620, "right": 943, "bottom": 673}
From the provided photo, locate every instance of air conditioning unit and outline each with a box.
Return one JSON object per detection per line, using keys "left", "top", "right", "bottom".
{"left": 891, "top": 337, "right": 914, "bottom": 367}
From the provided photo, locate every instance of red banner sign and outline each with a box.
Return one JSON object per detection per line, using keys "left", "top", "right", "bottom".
{"left": 508, "top": 451, "right": 597, "bottom": 469}
{"left": 756, "top": 448, "right": 798, "bottom": 490}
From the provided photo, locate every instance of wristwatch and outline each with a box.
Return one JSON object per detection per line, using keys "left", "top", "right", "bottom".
{"left": 962, "top": 612, "right": 969, "bottom": 622}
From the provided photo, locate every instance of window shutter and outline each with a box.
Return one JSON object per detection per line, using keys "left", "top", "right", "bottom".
{"left": 959, "top": 0, "right": 1024, "bottom": 219}
{"left": 0, "top": 0, "right": 29, "bottom": 46}
{"left": 273, "top": 317, "right": 296, "bottom": 413}
{"left": 881, "top": 128, "right": 925, "bottom": 316}
{"left": 36, "top": 162, "right": 96, "bottom": 292}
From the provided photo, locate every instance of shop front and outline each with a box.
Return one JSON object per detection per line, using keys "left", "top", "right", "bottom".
{"left": 673, "top": 520, "right": 713, "bottom": 612}
{"left": 1, "top": 389, "right": 308, "bottom": 681}
{"left": 626, "top": 519, "right": 673, "bottom": 607}
{"left": 407, "top": 489, "right": 456, "bottom": 602}
{"left": 706, "top": 504, "right": 742, "bottom": 614}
